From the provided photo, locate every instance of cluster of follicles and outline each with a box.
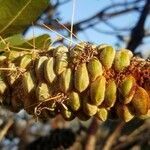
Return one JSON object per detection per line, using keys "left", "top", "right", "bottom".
{"left": 0, "top": 42, "right": 150, "bottom": 122}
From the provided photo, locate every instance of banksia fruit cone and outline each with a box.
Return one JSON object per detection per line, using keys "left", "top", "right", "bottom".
{"left": 0, "top": 42, "right": 149, "bottom": 122}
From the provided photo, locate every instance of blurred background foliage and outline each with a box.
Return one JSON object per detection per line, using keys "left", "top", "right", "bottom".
{"left": 0, "top": 0, "right": 150, "bottom": 150}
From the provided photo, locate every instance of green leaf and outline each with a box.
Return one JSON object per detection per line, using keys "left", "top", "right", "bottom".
{"left": 0, "top": 34, "right": 51, "bottom": 53}
{"left": 0, "top": 34, "right": 25, "bottom": 50}
{"left": 22, "top": 34, "right": 51, "bottom": 50}
{"left": 0, "top": 0, "right": 49, "bottom": 38}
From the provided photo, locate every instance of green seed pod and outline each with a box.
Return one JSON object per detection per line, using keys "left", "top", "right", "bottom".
{"left": 53, "top": 46, "right": 68, "bottom": 75}
{"left": 22, "top": 71, "right": 36, "bottom": 94}
{"left": 82, "top": 94, "right": 97, "bottom": 116}
{"left": 97, "top": 44, "right": 110, "bottom": 52}
{"left": 19, "top": 54, "right": 32, "bottom": 69}
{"left": 131, "top": 86, "right": 149, "bottom": 115}
{"left": 55, "top": 53, "right": 68, "bottom": 75}
{"left": 35, "top": 56, "right": 48, "bottom": 80}
{"left": 22, "top": 71, "right": 37, "bottom": 114}
{"left": 83, "top": 102, "right": 98, "bottom": 117}
{"left": 98, "top": 46, "right": 116, "bottom": 69}
{"left": 95, "top": 108, "right": 108, "bottom": 121}
{"left": 68, "top": 91, "right": 80, "bottom": 111}
{"left": 104, "top": 79, "right": 117, "bottom": 107}
{"left": 114, "top": 49, "right": 133, "bottom": 71}
{"left": 74, "top": 63, "right": 89, "bottom": 92}
{"left": 53, "top": 45, "right": 68, "bottom": 57}
{"left": 90, "top": 76, "right": 106, "bottom": 106}
{"left": 55, "top": 57, "right": 68, "bottom": 75}
{"left": 61, "top": 106, "right": 75, "bottom": 121}
{"left": 44, "top": 57, "right": 57, "bottom": 84}
{"left": 119, "top": 75, "right": 136, "bottom": 104}
{"left": 36, "top": 82, "right": 52, "bottom": 102}
{"left": 116, "top": 104, "right": 134, "bottom": 122}
{"left": 59, "top": 68, "right": 72, "bottom": 93}
{"left": 87, "top": 57, "right": 103, "bottom": 81}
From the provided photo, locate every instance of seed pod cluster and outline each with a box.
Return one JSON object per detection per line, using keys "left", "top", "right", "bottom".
{"left": 0, "top": 43, "right": 149, "bottom": 122}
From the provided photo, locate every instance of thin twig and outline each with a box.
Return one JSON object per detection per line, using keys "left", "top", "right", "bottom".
{"left": 70, "top": 0, "right": 76, "bottom": 46}
{"left": 84, "top": 118, "right": 100, "bottom": 150}
{"left": 114, "top": 128, "right": 150, "bottom": 150}
{"left": 0, "top": 119, "right": 14, "bottom": 141}
{"left": 103, "top": 122, "right": 125, "bottom": 150}
{"left": 55, "top": 19, "right": 83, "bottom": 43}
{"left": 41, "top": 23, "right": 78, "bottom": 45}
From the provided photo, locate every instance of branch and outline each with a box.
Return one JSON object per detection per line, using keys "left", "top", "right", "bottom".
{"left": 113, "top": 121, "right": 150, "bottom": 150}
{"left": 0, "top": 119, "right": 14, "bottom": 141}
{"left": 103, "top": 122, "right": 125, "bottom": 150}
{"left": 84, "top": 118, "right": 100, "bottom": 150}
{"left": 127, "top": 0, "right": 150, "bottom": 52}
{"left": 36, "top": 5, "right": 141, "bottom": 34}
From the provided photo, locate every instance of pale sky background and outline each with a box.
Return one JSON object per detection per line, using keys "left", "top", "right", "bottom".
{"left": 25, "top": 0, "right": 150, "bottom": 57}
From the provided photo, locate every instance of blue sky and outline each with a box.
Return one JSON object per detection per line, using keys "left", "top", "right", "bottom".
{"left": 25, "top": 0, "right": 150, "bottom": 56}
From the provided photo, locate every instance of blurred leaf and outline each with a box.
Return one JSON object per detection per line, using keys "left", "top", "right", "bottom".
{"left": 0, "top": 34, "right": 51, "bottom": 54}
{"left": 0, "top": 34, "right": 25, "bottom": 50}
{"left": 0, "top": 0, "right": 49, "bottom": 38}
{"left": 22, "top": 34, "right": 51, "bottom": 50}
